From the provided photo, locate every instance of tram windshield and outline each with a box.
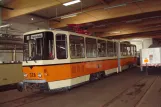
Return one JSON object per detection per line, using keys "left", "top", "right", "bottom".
{"left": 24, "top": 32, "right": 54, "bottom": 61}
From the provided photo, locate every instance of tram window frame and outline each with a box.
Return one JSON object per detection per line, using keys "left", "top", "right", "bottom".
{"left": 56, "top": 34, "right": 68, "bottom": 59}
{"left": 86, "top": 38, "right": 97, "bottom": 58}
{"left": 107, "top": 41, "right": 114, "bottom": 57}
{"left": 69, "top": 35, "right": 85, "bottom": 59}
{"left": 23, "top": 32, "right": 54, "bottom": 61}
{"left": 43, "top": 32, "right": 54, "bottom": 60}
{"left": 98, "top": 39, "right": 107, "bottom": 57}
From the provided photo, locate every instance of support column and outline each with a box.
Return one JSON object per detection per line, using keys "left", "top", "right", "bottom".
{"left": 117, "top": 41, "right": 121, "bottom": 73}
{"left": 0, "top": 1, "right": 2, "bottom": 25}
{"left": 12, "top": 45, "right": 16, "bottom": 61}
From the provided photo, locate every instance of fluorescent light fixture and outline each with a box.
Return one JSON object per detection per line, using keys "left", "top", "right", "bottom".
{"left": 61, "top": 13, "right": 77, "bottom": 19}
{"left": 104, "top": 0, "right": 144, "bottom": 10}
{"left": 0, "top": 24, "right": 11, "bottom": 28}
{"left": 132, "top": 39, "right": 142, "bottom": 41}
{"left": 110, "top": 31, "right": 121, "bottom": 34}
{"left": 63, "top": 0, "right": 81, "bottom": 6}
{"left": 126, "top": 19, "right": 142, "bottom": 23}
{"left": 104, "top": 4, "right": 127, "bottom": 10}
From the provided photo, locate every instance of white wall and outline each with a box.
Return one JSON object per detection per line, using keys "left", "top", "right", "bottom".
{"left": 0, "top": 50, "right": 12, "bottom": 62}
{"left": 130, "top": 41, "right": 143, "bottom": 51}
{"left": 16, "top": 51, "right": 23, "bottom": 61}
{"left": 142, "top": 39, "right": 152, "bottom": 49}
{"left": 0, "top": 50, "right": 23, "bottom": 62}
{"left": 122, "top": 38, "right": 153, "bottom": 52}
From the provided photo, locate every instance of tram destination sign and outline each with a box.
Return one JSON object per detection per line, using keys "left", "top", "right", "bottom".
{"left": 30, "top": 33, "right": 43, "bottom": 39}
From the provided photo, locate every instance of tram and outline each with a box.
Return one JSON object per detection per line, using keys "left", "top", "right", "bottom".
{"left": 0, "top": 62, "right": 23, "bottom": 91}
{"left": 22, "top": 29, "right": 137, "bottom": 91}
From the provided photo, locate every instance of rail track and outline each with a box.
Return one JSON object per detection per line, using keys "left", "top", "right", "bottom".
{"left": 0, "top": 68, "right": 157, "bottom": 107}
{"left": 101, "top": 76, "right": 158, "bottom": 107}
{"left": 0, "top": 91, "right": 55, "bottom": 107}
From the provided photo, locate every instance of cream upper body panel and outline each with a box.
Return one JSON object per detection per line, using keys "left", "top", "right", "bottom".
{"left": 22, "top": 29, "right": 136, "bottom": 66}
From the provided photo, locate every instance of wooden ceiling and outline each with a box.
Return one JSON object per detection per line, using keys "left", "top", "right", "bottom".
{"left": 49, "top": 0, "right": 161, "bottom": 39}
{"left": 3, "top": 0, "right": 161, "bottom": 39}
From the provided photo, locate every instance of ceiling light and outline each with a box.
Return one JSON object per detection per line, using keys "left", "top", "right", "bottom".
{"left": 132, "top": 39, "right": 141, "bottom": 41}
{"left": 104, "top": 4, "right": 127, "bottom": 10}
{"left": 126, "top": 19, "right": 142, "bottom": 23}
{"left": 63, "top": 0, "right": 81, "bottom": 6}
{"left": 104, "top": 0, "right": 144, "bottom": 10}
{"left": 111, "top": 31, "right": 121, "bottom": 34}
{"left": 31, "top": 18, "right": 34, "bottom": 20}
{"left": 61, "top": 13, "right": 77, "bottom": 19}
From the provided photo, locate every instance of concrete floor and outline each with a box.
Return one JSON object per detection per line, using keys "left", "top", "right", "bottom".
{"left": 0, "top": 67, "right": 161, "bottom": 107}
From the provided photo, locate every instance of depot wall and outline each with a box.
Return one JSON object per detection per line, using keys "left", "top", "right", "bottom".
{"left": 0, "top": 50, "right": 23, "bottom": 62}
{"left": 130, "top": 38, "right": 152, "bottom": 52}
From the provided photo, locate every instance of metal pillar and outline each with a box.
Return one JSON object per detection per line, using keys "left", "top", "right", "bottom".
{"left": 12, "top": 45, "right": 16, "bottom": 61}
{"left": 117, "top": 41, "right": 121, "bottom": 73}
{"left": 0, "top": 1, "right": 2, "bottom": 26}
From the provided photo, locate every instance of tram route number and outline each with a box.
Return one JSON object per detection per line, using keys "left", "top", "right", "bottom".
{"left": 30, "top": 73, "right": 36, "bottom": 77}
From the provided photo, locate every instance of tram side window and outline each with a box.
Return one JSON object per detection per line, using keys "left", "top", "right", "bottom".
{"left": 86, "top": 38, "right": 97, "bottom": 58}
{"left": 125, "top": 44, "right": 129, "bottom": 56}
{"left": 107, "top": 41, "right": 114, "bottom": 57}
{"left": 98, "top": 40, "right": 106, "bottom": 57}
{"left": 70, "top": 35, "right": 85, "bottom": 58}
{"left": 120, "top": 44, "right": 123, "bottom": 56}
{"left": 131, "top": 45, "right": 134, "bottom": 56}
{"left": 113, "top": 42, "right": 117, "bottom": 56}
{"left": 44, "top": 32, "right": 54, "bottom": 60}
{"left": 121, "top": 44, "right": 126, "bottom": 56}
{"left": 130, "top": 45, "right": 132, "bottom": 56}
{"left": 56, "top": 34, "right": 68, "bottom": 59}
{"left": 121, "top": 44, "right": 128, "bottom": 56}
{"left": 134, "top": 46, "right": 137, "bottom": 56}
{"left": 127, "top": 44, "right": 131, "bottom": 56}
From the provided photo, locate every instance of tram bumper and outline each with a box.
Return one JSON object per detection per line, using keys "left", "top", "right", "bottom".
{"left": 23, "top": 80, "right": 48, "bottom": 91}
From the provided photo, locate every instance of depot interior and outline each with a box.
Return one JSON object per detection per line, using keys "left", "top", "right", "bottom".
{"left": 0, "top": 0, "right": 160, "bottom": 62}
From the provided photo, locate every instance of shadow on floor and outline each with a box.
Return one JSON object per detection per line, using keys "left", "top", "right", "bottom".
{"left": 144, "top": 67, "right": 161, "bottom": 76}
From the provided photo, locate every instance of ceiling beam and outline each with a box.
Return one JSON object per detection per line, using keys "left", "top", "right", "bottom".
{"left": 98, "top": 26, "right": 161, "bottom": 37}
{"left": 88, "top": 10, "right": 161, "bottom": 32}
{"left": 98, "top": 0, "right": 107, "bottom": 4}
{"left": 29, "top": 13, "right": 49, "bottom": 20}
{"left": 0, "top": 5, "right": 14, "bottom": 10}
{"left": 105, "top": 30, "right": 161, "bottom": 39}
{"left": 49, "top": 0, "right": 161, "bottom": 28}
{"left": 2, "top": 0, "right": 71, "bottom": 20}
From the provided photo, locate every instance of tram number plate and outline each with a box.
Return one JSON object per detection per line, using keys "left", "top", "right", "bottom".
{"left": 30, "top": 73, "right": 36, "bottom": 77}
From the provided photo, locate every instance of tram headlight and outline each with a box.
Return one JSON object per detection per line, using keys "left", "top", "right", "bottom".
{"left": 24, "top": 73, "right": 28, "bottom": 77}
{"left": 38, "top": 73, "right": 42, "bottom": 78}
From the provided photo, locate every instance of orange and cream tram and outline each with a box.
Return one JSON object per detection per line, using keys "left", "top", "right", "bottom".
{"left": 22, "top": 29, "right": 137, "bottom": 91}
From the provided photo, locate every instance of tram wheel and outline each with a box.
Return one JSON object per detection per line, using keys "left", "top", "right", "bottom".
{"left": 90, "top": 71, "right": 105, "bottom": 81}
